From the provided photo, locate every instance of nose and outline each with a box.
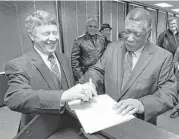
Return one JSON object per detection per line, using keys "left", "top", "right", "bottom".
{"left": 127, "top": 33, "right": 135, "bottom": 41}
{"left": 49, "top": 34, "right": 58, "bottom": 41}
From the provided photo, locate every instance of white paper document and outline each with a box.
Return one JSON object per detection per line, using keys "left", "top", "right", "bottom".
{"left": 68, "top": 94, "right": 135, "bottom": 134}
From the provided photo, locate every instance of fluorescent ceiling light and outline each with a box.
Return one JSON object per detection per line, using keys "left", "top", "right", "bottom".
{"left": 172, "top": 9, "right": 179, "bottom": 12}
{"left": 154, "top": 3, "right": 173, "bottom": 8}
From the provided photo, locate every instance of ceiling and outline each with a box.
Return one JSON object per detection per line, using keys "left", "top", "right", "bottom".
{"left": 135, "top": 1, "right": 179, "bottom": 15}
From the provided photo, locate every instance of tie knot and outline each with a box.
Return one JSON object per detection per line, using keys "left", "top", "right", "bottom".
{"left": 127, "top": 51, "right": 133, "bottom": 57}
{"left": 48, "top": 54, "right": 55, "bottom": 61}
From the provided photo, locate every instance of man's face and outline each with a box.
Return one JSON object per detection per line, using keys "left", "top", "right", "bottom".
{"left": 168, "top": 20, "right": 177, "bottom": 32}
{"left": 32, "top": 24, "right": 59, "bottom": 55}
{"left": 123, "top": 20, "right": 150, "bottom": 52}
{"left": 101, "top": 28, "right": 111, "bottom": 38}
{"left": 86, "top": 21, "right": 98, "bottom": 36}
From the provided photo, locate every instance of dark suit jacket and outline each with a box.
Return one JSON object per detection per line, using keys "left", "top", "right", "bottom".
{"left": 157, "top": 29, "right": 179, "bottom": 56}
{"left": 83, "top": 40, "right": 178, "bottom": 124}
{"left": 4, "top": 49, "right": 74, "bottom": 131}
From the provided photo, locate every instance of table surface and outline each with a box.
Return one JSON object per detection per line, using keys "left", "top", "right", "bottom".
{"left": 48, "top": 114, "right": 179, "bottom": 139}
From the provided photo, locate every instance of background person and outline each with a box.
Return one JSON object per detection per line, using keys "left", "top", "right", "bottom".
{"left": 157, "top": 17, "right": 179, "bottom": 56}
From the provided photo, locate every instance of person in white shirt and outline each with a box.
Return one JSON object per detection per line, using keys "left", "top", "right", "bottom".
{"left": 4, "top": 10, "right": 97, "bottom": 132}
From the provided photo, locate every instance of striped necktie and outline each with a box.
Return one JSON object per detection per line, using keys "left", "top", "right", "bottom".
{"left": 121, "top": 51, "right": 133, "bottom": 90}
{"left": 48, "top": 54, "right": 61, "bottom": 81}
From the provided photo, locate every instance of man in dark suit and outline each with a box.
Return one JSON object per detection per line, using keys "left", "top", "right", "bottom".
{"left": 4, "top": 10, "right": 97, "bottom": 132}
{"left": 82, "top": 8, "right": 178, "bottom": 124}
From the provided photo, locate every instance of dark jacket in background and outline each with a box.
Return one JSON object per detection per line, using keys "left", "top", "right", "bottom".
{"left": 157, "top": 29, "right": 179, "bottom": 56}
{"left": 173, "top": 47, "right": 179, "bottom": 91}
{"left": 71, "top": 32, "right": 105, "bottom": 83}
{"left": 104, "top": 37, "right": 111, "bottom": 48}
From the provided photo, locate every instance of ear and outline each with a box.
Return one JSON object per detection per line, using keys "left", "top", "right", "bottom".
{"left": 29, "top": 34, "right": 35, "bottom": 41}
{"left": 147, "top": 28, "right": 152, "bottom": 38}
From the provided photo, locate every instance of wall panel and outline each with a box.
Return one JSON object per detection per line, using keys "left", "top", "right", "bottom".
{"left": 117, "top": 2, "right": 125, "bottom": 34}
{"left": 15, "top": 1, "right": 35, "bottom": 53}
{"left": 103, "top": 1, "right": 111, "bottom": 27}
{"left": 111, "top": 2, "right": 118, "bottom": 41}
{"left": 61, "top": 1, "right": 78, "bottom": 55}
{"left": 0, "top": 1, "right": 23, "bottom": 64}
{"left": 87, "top": 1, "right": 97, "bottom": 20}
{"left": 157, "top": 11, "right": 167, "bottom": 38}
{"left": 60, "top": 1, "right": 98, "bottom": 56}
{"left": 77, "top": 1, "right": 87, "bottom": 36}
{"left": 147, "top": 8, "right": 157, "bottom": 44}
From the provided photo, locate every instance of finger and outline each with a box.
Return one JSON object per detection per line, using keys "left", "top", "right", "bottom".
{"left": 89, "top": 78, "right": 97, "bottom": 96}
{"left": 77, "top": 92, "right": 88, "bottom": 101}
{"left": 128, "top": 107, "right": 139, "bottom": 115}
{"left": 121, "top": 105, "right": 134, "bottom": 116}
{"left": 89, "top": 78, "right": 92, "bottom": 84}
{"left": 116, "top": 103, "right": 128, "bottom": 114}
{"left": 113, "top": 101, "right": 124, "bottom": 110}
{"left": 88, "top": 88, "right": 93, "bottom": 100}
{"left": 84, "top": 85, "right": 93, "bottom": 100}
{"left": 84, "top": 89, "right": 90, "bottom": 101}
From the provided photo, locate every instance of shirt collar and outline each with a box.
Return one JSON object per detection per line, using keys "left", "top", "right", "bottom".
{"left": 34, "top": 46, "right": 51, "bottom": 60}
{"left": 133, "top": 45, "right": 144, "bottom": 56}
{"left": 168, "top": 29, "right": 179, "bottom": 35}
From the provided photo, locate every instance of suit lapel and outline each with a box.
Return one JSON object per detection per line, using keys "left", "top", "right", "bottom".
{"left": 117, "top": 45, "right": 126, "bottom": 96}
{"left": 28, "top": 50, "right": 57, "bottom": 90}
{"left": 119, "top": 41, "right": 155, "bottom": 99}
{"left": 55, "top": 53, "right": 71, "bottom": 87}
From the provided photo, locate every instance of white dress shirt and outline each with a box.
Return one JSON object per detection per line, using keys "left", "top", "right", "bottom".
{"left": 34, "top": 46, "right": 61, "bottom": 71}
{"left": 126, "top": 46, "right": 145, "bottom": 70}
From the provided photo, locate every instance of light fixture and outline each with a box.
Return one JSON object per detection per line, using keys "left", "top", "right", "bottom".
{"left": 154, "top": 3, "right": 173, "bottom": 8}
{"left": 172, "top": 9, "right": 179, "bottom": 12}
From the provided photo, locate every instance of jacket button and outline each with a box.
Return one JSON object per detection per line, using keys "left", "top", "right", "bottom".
{"left": 26, "top": 130, "right": 31, "bottom": 137}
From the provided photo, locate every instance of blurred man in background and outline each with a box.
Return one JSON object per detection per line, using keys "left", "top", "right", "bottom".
{"left": 71, "top": 19, "right": 106, "bottom": 94}
{"left": 99, "top": 23, "right": 112, "bottom": 48}
{"left": 157, "top": 17, "right": 179, "bottom": 56}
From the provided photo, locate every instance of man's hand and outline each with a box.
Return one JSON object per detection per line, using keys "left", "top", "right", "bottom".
{"left": 113, "top": 99, "right": 144, "bottom": 115}
{"left": 61, "top": 78, "right": 97, "bottom": 103}
{"left": 177, "top": 65, "right": 179, "bottom": 71}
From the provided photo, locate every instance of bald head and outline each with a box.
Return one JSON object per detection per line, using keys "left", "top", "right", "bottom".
{"left": 125, "top": 8, "right": 152, "bottom": 31}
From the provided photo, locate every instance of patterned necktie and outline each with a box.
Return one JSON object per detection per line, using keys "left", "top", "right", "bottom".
{"left": 122, "top": 51, "right": 133, "bottom": 90}
{"left": 48, "top": 54, "right": 61, "bottom": 81}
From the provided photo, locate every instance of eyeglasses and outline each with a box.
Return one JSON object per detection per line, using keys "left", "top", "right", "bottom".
{"left": 170, "top": 108, "right": 179, "bottom": 118}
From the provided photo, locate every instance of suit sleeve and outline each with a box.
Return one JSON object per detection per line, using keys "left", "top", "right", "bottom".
{"left": 139, "top": 53, "right": 178, "bottom": 121}
{"left": 71, "top": 38, "right": 83, "bottom": 81}
{"left": 4, "top": 61, "right": 65, "bottom": 114}
{"left": 81, "top": 45, "right": 109, "bottom": 89}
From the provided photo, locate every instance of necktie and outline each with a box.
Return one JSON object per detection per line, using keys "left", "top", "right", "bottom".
{"left": 121, "top": 51, "right": 133, "bottom": 90}
{"left": 48, "top": 54, "right": 61, "bottom": 81}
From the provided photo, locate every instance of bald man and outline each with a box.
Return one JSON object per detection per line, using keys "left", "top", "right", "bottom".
{"left": 71, "top": 18, "right": 105, "bottom": 93}
{"left": 82, "top": 8, "right": 178, "bottom": 124}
